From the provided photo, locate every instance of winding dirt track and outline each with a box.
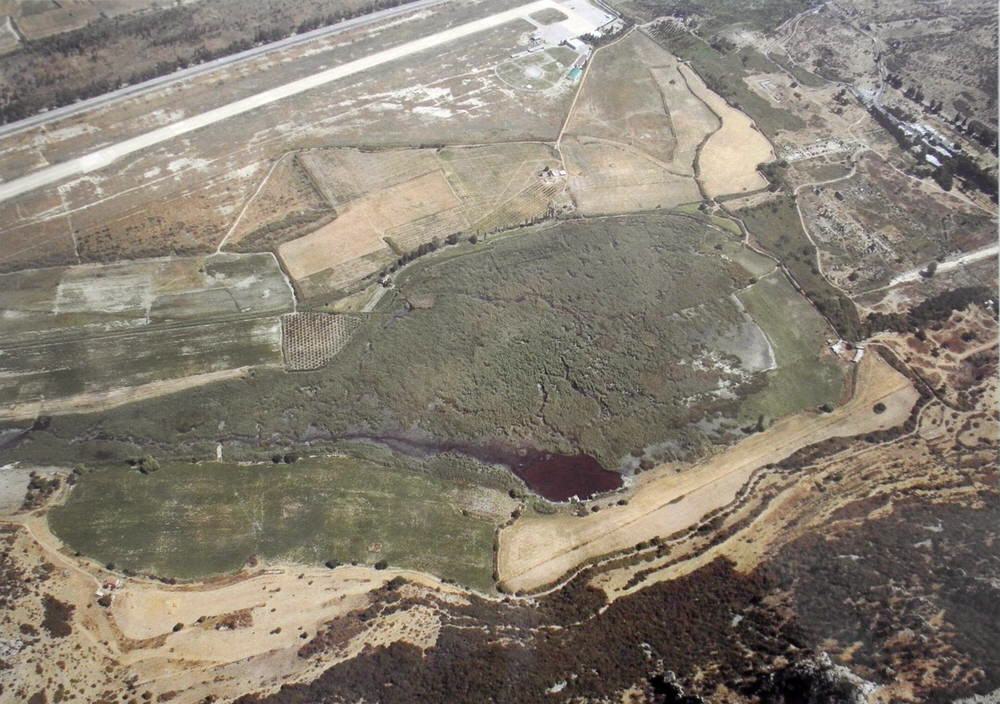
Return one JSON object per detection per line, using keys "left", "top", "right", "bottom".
{"left": 497, "top": 351, "right": 919, "bottom": 592}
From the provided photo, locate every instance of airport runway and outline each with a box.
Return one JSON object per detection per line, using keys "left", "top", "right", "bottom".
{"left": 0, "top": 0, "right": 594, "bottom": 205}
{"left": 0, "top": 0, "right": 447, "bottom": 141}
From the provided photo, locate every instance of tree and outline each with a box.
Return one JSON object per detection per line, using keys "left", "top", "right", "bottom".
{"left": 931, "top": 164, "right": 953, "bottom": 192}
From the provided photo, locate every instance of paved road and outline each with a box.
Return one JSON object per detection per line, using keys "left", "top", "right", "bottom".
{"left": 0, "top": 0, "right": 446, "bottom": 141}
{"left": 0, "top": 0, "right": 592, "bottom": 205}
{"left": 888, "top": 245, "right": 999, "bottom": 287}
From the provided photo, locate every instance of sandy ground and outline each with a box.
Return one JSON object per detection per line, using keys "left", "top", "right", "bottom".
{"left": 0, "top": 500, "right": 464, "bottom": 704}
{"left": 0, "top": 0, "right": 597, "bottom": 204}
{"left": 680, "top": 64, "right": 775, "bottom": 198}
{"left": 497, "top": 351, "right": 919, "bottom": 592}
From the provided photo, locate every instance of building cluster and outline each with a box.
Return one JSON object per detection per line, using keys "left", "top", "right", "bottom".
{"left": 901, "top": 122, "right": 959, "bottom": 168}
{"left": 830, "top": 339, "right": 866, "bottom": 363}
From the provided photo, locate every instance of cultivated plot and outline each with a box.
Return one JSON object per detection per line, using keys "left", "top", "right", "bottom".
{"left": 679, "top": 63, "right": 775, "bottom": 198}
{"left": 0, "top": 0, "right": 590, "bottom": 272}
{"left": 50, "top": 456, "right": 512, "bottom": 591}
{"left": 273, "top": 143, "right": 566, "bottom": 300}
{"left": 0, "top": 253, "right": 292, "bottom": 416}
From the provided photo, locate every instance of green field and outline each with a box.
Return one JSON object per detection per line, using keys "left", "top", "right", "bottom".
{"left": 0, "top": 317, "right": 283, "bottom": 406}
{"left": 736, "top": 195, "right": 863, "bottom": 340}
{"left": 737, "top": 271, "right": 845, "bottom": 420}
{"left": 7, "top": 213, "right": 843, "bottom": 476}
{"left": 49, "top": 454, "right": 509, "bottom": 591}
{"left": 0, "top": 253, "right": 293, "bottom": 407}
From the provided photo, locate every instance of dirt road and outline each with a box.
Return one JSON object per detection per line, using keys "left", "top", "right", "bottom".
{"left": 887, "top": 244, "right": 999, "bottom": 288}
{"left": 497, "top": 351, "right": 919, "bottom": 592}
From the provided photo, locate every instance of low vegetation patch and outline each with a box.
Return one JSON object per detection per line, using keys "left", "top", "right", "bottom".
{"left": 737, "top": 195, "right": 862, "bottom": 339}
{"left": 49, "top": 455, "right": 510, "bottom": 591}
{"left": 11, "top": 214, "right": 840, "bottom": 481}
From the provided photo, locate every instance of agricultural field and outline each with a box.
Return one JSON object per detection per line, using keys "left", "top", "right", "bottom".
{"left": 561, "top": 31, "right": 705, "bottom": 212}
{"left": 679, "top": 63, "right": 774, "bottom": 197}
{"left": 225, "top": 154, "right": 336, "bottom": 253}
{"left": 0, "top": 0, "right": 585, "bottom": 272}
{"left": 268, "top": 143, "right": 568, "bottom": 300}
{"left": 49, "top": 454, "right": 511, "bottom": 591}
{"left": 644, "top": 21, "right": 807, "bottom": 140}
{"left": 0, "top": 0, "right": 997, "bottom": 702}
{"left": 0, "top": 252, "right": 292, "bottom": 417}
{"left": 282, "top": 312, "right": 366, "bottom": 371}
{"left": 736, "top": 270, "right": 845, "bottom": 420}
{"left": 735, "top": 194, "right": 863, "bottom": 340}
{"left": 0, "top": 15, "right": 18, "bottom": 54}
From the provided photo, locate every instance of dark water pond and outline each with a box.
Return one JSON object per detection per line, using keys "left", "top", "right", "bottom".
{"left": 343, "top": 434, "right": 622, "bottom": 502}
{"left": 508, "top": 451, "right": 622, "bottom": 502}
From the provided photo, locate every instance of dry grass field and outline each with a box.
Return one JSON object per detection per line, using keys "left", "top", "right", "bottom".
{"left": 274, "top": 143, "right": 565, "bottom": 299}
{"left": 227, "top": 154, "right": 334, "bottom": 252}
{"left": 279, "top": 207, "right": 388, "bottom": 284}
{"left": 565, "top": 32, "right": 680, "bottom": 166}
{"left": 561, "top": 29, "right": 774, "bottom": 212}
{"left": 679, "top": 64, "right": 775, "bottom": 198}
{"left": 562, "top": 139, "right": 701, "bottom": 213}
{"left": 0, "top": 15, "right": 19, "bottom": 54}
{"left": 561, "top": 31, "right": 706, "bottom": 212}
{"left": 498, "top": 351, "right": 918, "bottom": 592}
